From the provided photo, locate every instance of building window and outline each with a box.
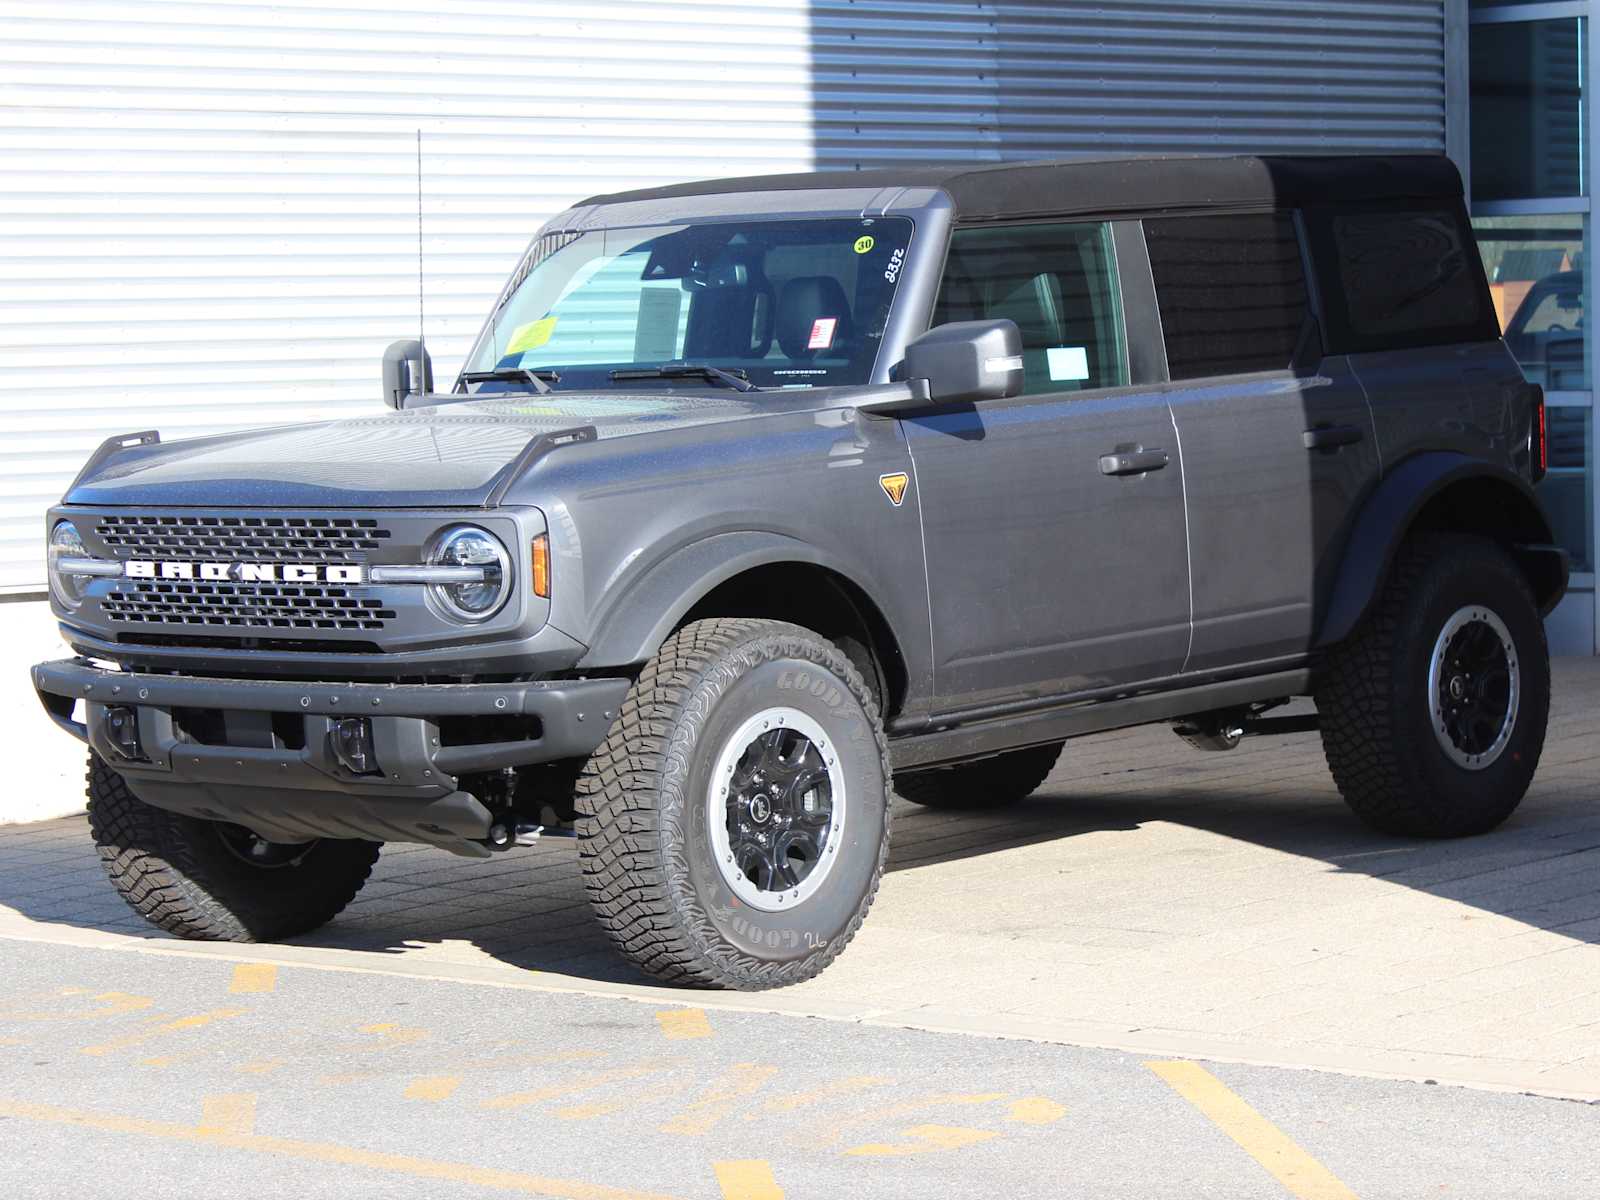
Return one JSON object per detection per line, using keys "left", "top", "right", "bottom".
{"left": 1470, "top": 18, "right": 1585, "bottom": 201}
{"left": 1474, "top": 214, "right": 1586, "bottom": 389}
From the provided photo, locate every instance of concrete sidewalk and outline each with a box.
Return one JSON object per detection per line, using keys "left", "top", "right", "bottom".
{"left": 2, "top": 655, "right": 1597, "bottom": 1102}
{"left": 0, "top": 599, "right": 82, "bottom": 825}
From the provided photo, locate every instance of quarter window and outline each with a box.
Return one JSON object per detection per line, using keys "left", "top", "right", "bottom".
{"left": 1144, "top": 212, "right": 1311, "bottom": 380}
{"left": 934, "top": 222, "right": 1127, "bottom": 395}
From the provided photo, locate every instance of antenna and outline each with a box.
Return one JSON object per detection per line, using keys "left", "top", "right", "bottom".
{"left": 415, "top": 128, "right": 426, "bottom": 352}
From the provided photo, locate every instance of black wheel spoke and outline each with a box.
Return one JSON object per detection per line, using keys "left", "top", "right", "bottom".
{"left": 719, "top": 715, "right": 839, "bottom": 900}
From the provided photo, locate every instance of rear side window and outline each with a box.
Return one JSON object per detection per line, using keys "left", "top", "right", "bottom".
{"left": 1316, "top": 207, "right": 1498, "bottom": 351}
{"left": 934, "top": 222, "right": 1127, "bottom": 395}
{"left": 1144, "top": 212, "right": 1311, "bottom": 380}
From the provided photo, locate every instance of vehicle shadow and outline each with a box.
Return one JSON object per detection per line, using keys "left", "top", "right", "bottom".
{"left": 2, "top": 666, "right": 1596, "bottom": 989}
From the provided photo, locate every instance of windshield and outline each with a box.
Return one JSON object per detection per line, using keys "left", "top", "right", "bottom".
{"left": 463, "top": 217, "right": 915, "bottom": 391}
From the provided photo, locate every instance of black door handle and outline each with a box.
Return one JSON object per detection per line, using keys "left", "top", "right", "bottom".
{"left": 1302, "top": 424, "right": 1365, "bottom": 452}
{"left": 1099, "top": 448, "right": 1170, "bottom": 476}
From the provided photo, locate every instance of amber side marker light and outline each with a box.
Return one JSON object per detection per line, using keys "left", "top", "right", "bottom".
{"left": 1532, "top": 386, "right": 1548, "bottom": 484}
{"left": 531, "top": 533, "right": 550, "bottom": 599}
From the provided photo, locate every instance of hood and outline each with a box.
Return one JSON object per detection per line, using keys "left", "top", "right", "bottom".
{"left": 66, "top": 392, "right": 768, "bottom": 509}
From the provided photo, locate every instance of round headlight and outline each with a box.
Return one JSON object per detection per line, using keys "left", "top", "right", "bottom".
{"left": 430, "top": 525, "right": 511, "bottom": 622}
{"left": 48, "top": 521, "right": 89, "bottom": 609}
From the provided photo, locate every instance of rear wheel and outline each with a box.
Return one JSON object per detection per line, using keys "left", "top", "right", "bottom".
{"left": 895, "top": 742, "right": 1064, "bottom": 810}
{"left": 1315, "top": 534, "right": 1550, "bottom": 837}
{"left": 87, "top": 754, "right": 380, "bottom": 941}
{"left": 575, "top": 618, "right": 891, "bottom": 989}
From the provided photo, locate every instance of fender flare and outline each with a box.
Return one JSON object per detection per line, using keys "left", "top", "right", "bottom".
{"left": 1315, "top": 452, "right": 1567, "bottom": 649}
{"left": 575, "top": 530, "right": 876, "bottom": 670}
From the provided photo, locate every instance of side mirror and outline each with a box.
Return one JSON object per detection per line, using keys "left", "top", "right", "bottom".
{"left": 866, "top": 319, "right": 1023, "bottom": 414}
{"left": 382, "top": 339, "right": 434, "bottom": 410}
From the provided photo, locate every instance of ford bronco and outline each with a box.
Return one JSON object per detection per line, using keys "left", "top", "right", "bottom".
{"left": 33, "top": 154, "right": 1566, "bottom": 989}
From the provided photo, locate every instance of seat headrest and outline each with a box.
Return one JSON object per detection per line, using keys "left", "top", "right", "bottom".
{"left": 777, "top": 276, "right": 853, "bottom": 358}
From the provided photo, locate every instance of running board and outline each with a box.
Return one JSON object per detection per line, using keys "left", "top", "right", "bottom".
{"left": 888, "top": 669, "right": 1314, "bottom": 771}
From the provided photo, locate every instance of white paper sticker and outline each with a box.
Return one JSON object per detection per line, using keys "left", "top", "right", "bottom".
{"left": 633, "top": 287, "right": 683, "bottom": 362}
{"left": 807, "top": 317, "right": 838, "bottom": 351}
{"left": 1046, "top": 346, "right": 1090, "bottom": 382}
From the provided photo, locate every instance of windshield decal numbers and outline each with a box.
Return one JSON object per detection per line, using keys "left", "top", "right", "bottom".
{"left": 884, "top": 248, "right": 905, "bottom": 285}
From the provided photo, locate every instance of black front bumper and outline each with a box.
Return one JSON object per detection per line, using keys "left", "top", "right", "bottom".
{"left": 32, "top": 658, "right": 630, "bottom": 856}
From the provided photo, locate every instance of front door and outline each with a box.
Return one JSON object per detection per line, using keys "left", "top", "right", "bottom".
{"left": 904, "top": 220, "right": 1192, "bottom": 713}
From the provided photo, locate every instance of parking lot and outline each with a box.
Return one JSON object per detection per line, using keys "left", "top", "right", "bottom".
{"left": 2, "top": 660, "right": 1598, "bottom": 1198}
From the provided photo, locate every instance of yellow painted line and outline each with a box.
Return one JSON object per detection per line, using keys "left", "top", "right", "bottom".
{"left": 655, "top": 1008, "right": 712, "bottom": 1040}
{"left": 558, "top": 1082, "right": 684, "bottom": 1122}
{"left": 482, "top": 1067, "right": 662, "bottom": 1111}
{"left": 713, "top": 1159, "right": 783, "bottom": 1200}
{"left": 199, "top": 1093, "right": 258, "bottom": 1136}
{"left": 81, "top": 1008, "right": 246, "bottom": 1057}
{"left": 405, "top": 1076, "right": 462, "bottom": 1102}
{"left": 229, "top": 964, "right": 277, "bottom": 994}
{"left": 816, "top": 1091, "right": 1007, "bottom": 1146}
{"left": 1006, "top": 1096, "right": 1067, "bottom": 1125}
{"left": 660, "top": 1063, "right": 777, "bottom": 1136}
{"left": 755, "top": 1075, "right": 891, "bottom": 1116}
{"left": 1147, "top": 1061, "right": 1360, "bottom": 1200}
{"left": 237, "top": 1059, "right": 286, "bottom": 1076}
{"left": 2, "top": 991, "right": 153, "bottom": 1022}
{"left": 844, "top": 1123, "right": 1000, "bottom": 1157}
{"left": 0, "top": 1096, "right": 684, "bottom": 1200}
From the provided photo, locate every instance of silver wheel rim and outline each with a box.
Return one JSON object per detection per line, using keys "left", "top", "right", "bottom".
{"left": 1427, "top": 605, "right": 1520, "bottom": 771}
{"left": 707, "top": 706, "right": 846, "bottom": 912}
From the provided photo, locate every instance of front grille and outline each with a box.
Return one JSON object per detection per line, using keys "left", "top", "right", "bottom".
{"left": 102, "top": 580, "right": 397, "bottom": 632}
{"left": 94, "top": 514, "right": 391, "bottom": 562}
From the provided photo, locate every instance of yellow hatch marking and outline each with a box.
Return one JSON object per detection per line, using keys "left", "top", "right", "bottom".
{"left": 0, "top": 1096, "right": 684, "bottom": 1200}
{"left": 81, "top": 1008, "right": 246, "bottom": 1056}
{"left": 660, "top": 1064, "right": 778, "bottom": 1136}
{"left": 481, "top": 1066, "right": 662, "bottom": 1111}
{"left": 713, "top": 1160, "right": 784, "bottom": 1200}
{"left": 405, "top": 1076, "right": 462, "bottom": 1102}
{"left": 1007, "top": 1096, "right": 1067, "bottom": 1125}
{"left": 754, "top": 1075, "right": 891, "bottom": 1116}
{"left": 816, "top": 1091, "right": 1007, "bottom": 1145}
{"left": 655, "top": 1009, "right": 712, "bottom": 1040}
{"left": 198, "top": 1093, "right": 258, "bottom": 1136}
{"left": 229, "top": 964, "right": 278, "bottom": 994}
{"left": 1147, "top": 1061, "right": 1360, "bottom": 1200}
{"left": 844, "top": 1124, "right": 1000, "bottom": 1157}
{"left": 3, "top": 991, "right": 153, "bottom": 1022}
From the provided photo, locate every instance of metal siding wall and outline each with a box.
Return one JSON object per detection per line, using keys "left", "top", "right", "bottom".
{"left": 0, "top": 0, "right": 1446, "bottom": 590}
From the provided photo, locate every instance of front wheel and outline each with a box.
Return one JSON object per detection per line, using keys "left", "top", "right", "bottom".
{"left": 575, "top": 618, "right": 891, "bottom": 989}
{"left": 1315, "top": 533, "right": 1550, "bottom": 838}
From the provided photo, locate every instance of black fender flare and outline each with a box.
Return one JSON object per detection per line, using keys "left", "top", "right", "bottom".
{"left": 1315, "top": 452, "right": 1568, "bottom": 649}
{"left": 575, "top": 530, "right": 879, "bottom": 670}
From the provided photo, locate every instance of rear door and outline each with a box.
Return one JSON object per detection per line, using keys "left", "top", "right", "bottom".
{"left": 903, "top": 219, "right": 1192, "bottom": 712}
{"left": 1143, "top": 212, "right": 1381, "bottom": 671}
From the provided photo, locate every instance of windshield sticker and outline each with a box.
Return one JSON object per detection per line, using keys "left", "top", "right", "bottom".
{"left": 633, "top": 287, "right": 683, "bottom": 362}
{"left": 854, "top": 235, "right": 875, "bottom": 255}
{"left": 808, "top": 317, "right": 838, "bottom": 351}
{"left": 1047, "top": 345, "right": 1090, "bottom": 382}
{"left": 884, "top": 248, "right": 905, "bottom": 284}
{"left": 507, "top": 316, "right": 558, "bottom": 355}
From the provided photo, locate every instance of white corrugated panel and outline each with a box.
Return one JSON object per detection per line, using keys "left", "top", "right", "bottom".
{"left": 0, "top": 0, "right": 1448, "bottom": 590}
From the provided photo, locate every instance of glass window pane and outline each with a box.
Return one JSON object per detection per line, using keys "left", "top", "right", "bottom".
{"left": 1474, "top": 214, "right": 1586, "bottom": 389}
{"left": 935, "top": 223, "right": 1127, "bottom": 395}
{"left": 1470, "top": 18, "right": 1585, "bottom": 200}
{"left": 1541, "top": 407, "right": 1593, "bottom": 573}
{"left": 1144, "top": 213, "right": 1308, "bottom": 379}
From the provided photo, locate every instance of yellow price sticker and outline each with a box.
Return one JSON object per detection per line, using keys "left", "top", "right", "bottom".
{"left": 506, "top": 316, "right": 557, "bottom": 355}
{"left": 854, "top": 235, "right": 875, "bottom": 255}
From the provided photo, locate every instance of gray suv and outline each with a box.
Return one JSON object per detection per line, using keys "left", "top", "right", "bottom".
{"left": 33, "top": 154, "right": 1566, "bottom": 989}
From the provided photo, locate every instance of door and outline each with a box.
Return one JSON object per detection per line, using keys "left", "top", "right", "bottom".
{"left": 904, "top": 220, "right": 1192, "bottom": 713}
{"left": 1142, "top": 212, "right": 1381, "bottom": 671}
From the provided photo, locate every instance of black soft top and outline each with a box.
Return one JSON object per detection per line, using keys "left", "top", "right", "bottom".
{"left": 579, "top": 154, "right": 1463, "bottom": 223}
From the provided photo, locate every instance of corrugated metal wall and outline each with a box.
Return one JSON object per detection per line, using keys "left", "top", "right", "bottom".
{"left": 0, "top": 0, "right": 1448, "bottom": 591}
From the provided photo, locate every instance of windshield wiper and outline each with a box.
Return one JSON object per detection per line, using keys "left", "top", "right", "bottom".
{"left": 458, "top": 368, "right": 559, "bottom": 396}
{"left": 608, "top": 364, "right": 759, "bottom": 392}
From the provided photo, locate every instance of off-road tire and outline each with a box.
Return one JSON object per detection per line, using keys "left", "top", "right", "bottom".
{"left": 574, "top": 618, "right": 891, "bottom": 990}
{"left": 895, "top": 742, "right": 1064, "bottom": 809}
{"left": 1315, "top": 533, "right": 1550, "bottom": 838}
{"left": 87, "top": 753, "right": 380, "bottom": 941}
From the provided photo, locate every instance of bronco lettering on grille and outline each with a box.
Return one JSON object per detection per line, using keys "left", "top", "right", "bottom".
{"left": 122, "top": 561, "right": 365, "bottom": 584}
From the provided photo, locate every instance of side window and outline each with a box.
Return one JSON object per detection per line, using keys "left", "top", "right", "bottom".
{"left": 1144, "top": 212, "right": 1310, "bottom": 380}
{"left": 1324, "top": 208, "right": 1496, "bottom": 349}
{"left": 934, "top": 222, "right": 1127, "bottom": 395}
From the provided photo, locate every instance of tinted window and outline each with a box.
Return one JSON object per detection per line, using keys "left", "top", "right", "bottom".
{"left": 1144, "top": 212, "right": 1310, "bottom": 380}
{"left": 935, "top": 222, "right": 1127, "bottom": 395}
{"left": 1328, "top": 209, "right": 1493, "bottom": 347}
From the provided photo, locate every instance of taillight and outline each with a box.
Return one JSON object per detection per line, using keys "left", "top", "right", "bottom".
{"left": 1532, "top": 386, "right": 1548, "bottom": 484}
{"left": 531, "top": 533, "right": 550, "bottom": 599}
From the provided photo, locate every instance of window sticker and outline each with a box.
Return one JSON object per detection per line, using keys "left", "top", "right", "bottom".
{"left": 808, "top": 317, "right": 838, "bottom": 350}
{"left": 854, "top": 235, "right": 876, "bottom": 255}
{"left": 507, "top": 316, "right": 558, "bottom": 355}
{"left": 633, "top": 287, "right": 683, "bottom": 362}
{"left": 1046, "top": 345, "right": 1090, "bottom": 382}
